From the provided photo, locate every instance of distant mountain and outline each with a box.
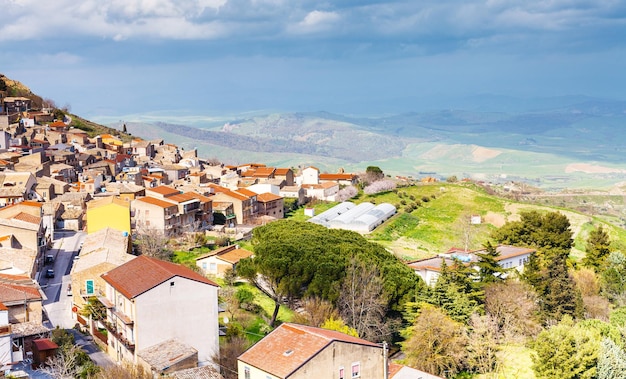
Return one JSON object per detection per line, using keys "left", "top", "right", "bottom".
{"left": 115, "top": 100, "right": 626, "bottom": 190}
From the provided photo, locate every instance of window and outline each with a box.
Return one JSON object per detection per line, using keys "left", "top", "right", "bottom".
{"left": 210, "top": 262, "right": 217, "bottom": 272}
{"left": 339, "top": 366, "right": 345, "bottom": 379}
{"left": 351, "top": 362, "right": 360, "bottom": 378}
{"left": 244, "top": 366, "right": 250, "bottom": 379}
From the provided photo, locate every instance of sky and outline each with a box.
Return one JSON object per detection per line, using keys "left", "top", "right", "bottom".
{"left": 1, "top": 0, "right": 626, "bottom": 118}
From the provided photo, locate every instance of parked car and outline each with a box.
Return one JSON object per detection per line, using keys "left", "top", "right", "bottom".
{"left": 45, "top": 269, "right": 55, "bottom": 278}
{"left": 44, "top": 254, "right": 54, "bottom": 265}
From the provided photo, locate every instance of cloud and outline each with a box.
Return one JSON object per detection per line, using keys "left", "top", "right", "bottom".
{"left": 288, "top": 10, "right": 341, "bottom": 34}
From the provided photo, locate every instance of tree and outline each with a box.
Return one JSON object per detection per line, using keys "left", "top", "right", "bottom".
{"left": 598, "top": 337, "right": 626, "bottom": 379}
{"left": 600, "top": 252, "right": 626, "bottom": 304}
{"left": 134, "top": 227, "right": 172, "bottom": 260}
{"left": 475, "top": 241, "right": 506, "bottom": 285}
{"left": 538, "top": 254, "right": 583, "bottom": 322}
{"left": 466, "top": 314, "right": 499, "bottom": 374}
{"left": 96, "top": 362, "right": 152, "bottom": 379}
{"left": 364, "top": 166, "right": 384, "bottom": 184}
{"left": 493, "top": 210, "right": 573, "bottom": 265}
{"left": 80, "top": 296, "right": 107, "bottom": 321}
{"left": 484, "top": 281, "right": 541, "bottom": 341}
{"left": 338, "top": 260, "right": 389, "bottom": 342}
{"left": 213, "top": 336, "right": 249, "bottom": 379}
{"left": 402, "top": 304, "right": 468, "bottom": 377}
{"left": 532, "top": 316, "right": 600, "bottom": 379}
{"left": 583, "top": 225, "right": 612, "bottom": 271}
{"left": 573, "top": 268, "right": 610, "bottom": 321}
{"left": 293, "top": 297, "right": 338, "bottom": 327}
{"left": 320, "top": 316, "right": 359, "bottom": 337}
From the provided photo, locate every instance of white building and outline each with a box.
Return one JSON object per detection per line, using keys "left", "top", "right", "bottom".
{"left": 100, "top": 256, "right": 220, "bottom": 367}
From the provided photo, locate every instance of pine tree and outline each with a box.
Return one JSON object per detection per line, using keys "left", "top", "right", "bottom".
{"left": 476, "top": 241, "right": 505, "bottom": 285}
{"left": 583, "top": 225, "right": 612, "bottom": 271}
{"left": 540, "top": 254, "right": 583, "bottom": 322}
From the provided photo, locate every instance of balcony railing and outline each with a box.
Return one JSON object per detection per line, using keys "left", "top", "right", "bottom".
{"left": 102, "top": 320, "right": 135, "bottom": 352}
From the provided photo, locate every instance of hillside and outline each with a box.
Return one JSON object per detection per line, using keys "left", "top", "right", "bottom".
{"left": 295, "top": 182, "right": 626, "bottom": 262}
{"left": 108, "top": 104, "right": 626, "bottom": 191}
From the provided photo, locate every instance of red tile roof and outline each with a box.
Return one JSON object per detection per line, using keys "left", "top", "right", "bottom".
{"left": 319, "top": 173, "right": 355, "bottom": 181}
{"left": 238, "top": 323, "right": 379, "bottom": 378}
{"left": 33, "top": 338, "right": 58, "bottom": 351}
{"left": 0, "top": 274, "right": 42, "bottom": 302}
{"left": 274, "top": 168, "right": 292, "bottom": 176}
{"left": 13, "top": 212, "right": 40, "bottom": 224}
{"left": 137, "top": 196, "right": 177, "bottom": 209}
{"left": 236, "top": 188, "right": 257, "bottom": 197}
{"left": 253, "top": 167, "right": 275, "bottom": 177}
{"left": 256, "top": 193, "right": 282, "bottom": 202}
{"left": 148, "top": 185, "right": 180, "bottom": 197}
{"left": 102, "top": 256, "right": 218, "bottom": 299}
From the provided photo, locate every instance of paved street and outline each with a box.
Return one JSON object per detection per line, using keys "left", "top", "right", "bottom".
{"left": 40, "top": 230, "right": 115, "bottom": 369}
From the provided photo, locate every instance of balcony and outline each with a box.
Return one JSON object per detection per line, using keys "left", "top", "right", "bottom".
{"left": 103, "top": 320, "right": 135, "bottom": 352}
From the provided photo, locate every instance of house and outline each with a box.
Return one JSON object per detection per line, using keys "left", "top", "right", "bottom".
{"left": 210, "top": 187, "right": 257, "bottom": 225}
{"left": 85, "top": 196, "right": 131, "bottom": 235}
{"left": 0, "top": 274, "right": 50, "bottom": 363}
{"left": 0, "top": 171, "right": 37, "bottom": 206}
{"left": 407, "top": 245, "right": 536, "bottom": 286}
{"left": 301, "top": 182, "right": 339, "bottom": 202}
{"left": 195, "top": 245, "right": 253, "bottom": 277}
{"left": 300, "top": 166, "right": 320, "bottom": 185}
{"left": 132, "top": 196, "right": 180, "bottom": 235}
{"left": 319, "top": 172, "right": 358, "bottom": 186}
{"left": 237, "top": 322, "right": 385, "bottom": 379}
{"left": 100, "top": 256, "right": 220, "bottom": 367}
{"left": 274, "top": 168, "right": 295, "bottom": 187}
{"left": 255, "top": 192, "right": 284, "bottom": 221}
{"left": 0, "top": 201, "right": 48, "bottom": 277}
{"left": 69, "top": 227, "right": 134, "bottom": 314}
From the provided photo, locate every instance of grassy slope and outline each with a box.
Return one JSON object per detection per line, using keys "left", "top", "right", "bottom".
{"left": 294, "top": 182, "right": 626, "bottom": 262}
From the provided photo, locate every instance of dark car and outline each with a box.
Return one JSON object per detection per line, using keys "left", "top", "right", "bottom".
{"left": 45, "top": 269, "right": 55, "bottom": 278}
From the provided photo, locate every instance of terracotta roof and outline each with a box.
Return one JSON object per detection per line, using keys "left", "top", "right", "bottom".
{"left": 235, "top": 188, "right": 257, "bottom": 197}
{"left": 274, "top": 168, "right": 292, "bottom": 176}
{"left": 148, "top": 185, "right": 180, "bottom": 197}
{"left": 12, "top": 212, "right": 40, "bottom": 224}
{"left": 216, "top": 248, "right": 254, "bottom": 264}
{"left": 185, "top": 192, "right": 212, "bottom": 203}
{"left": 256, "top": 193, "right": 282, "bottom": 202}
{"left": 102, "top": 256, "right": 218, "bottom": 299}
{"left": 253, "top": 167, "right": 275, "bottom": 177}
{"left": 0, "top": 274, "right": 42, "bottom": 303}
{"left": 87, "top": 196, "right": 129, "bottom": 210}
{"left": 33, "top": 338, "right": 58, "bottom": 351}
{"left": 167, "top": 192, "right": 198, "bottom": 204}
{"left": 319, "top": 173, "right": 355, "bottom": 181}
{"left": 494, "top": 245, "right": 536, "bottom": 260}
{"left": 238, "top": 323, "right": 379, "bottom": 378}
{"left": 136, "top": 196, "right": 177, "bottom": 209}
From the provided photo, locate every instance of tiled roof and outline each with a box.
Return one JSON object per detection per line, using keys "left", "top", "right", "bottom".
{"left": 216, "top": 248, "right": 254, "bottom": 264}
{"left": 148, "top": 185, "right": 180, "bottom": 197}
{"left": 253, "top": 167, "right": 275, "bottom": 177}
{"left": 274, "top": 168, "right": 292, "bottom": 176}
{"left": 87, "top": 196, "right": 129, "bottom": 210}
{"left": 168, "top": 366, "right": 223, "bottom": 379}
{"left": 167, "top": 192, "right": 198, "bottom": 204}
{"left": 136, "top": 196, "right": 177, "bottom": 209}
{"left": 12, "top": 212, "right": 40, "bottom": 224}
{"left": 0, "top": 274, "right": 42, "bottom": 303}
{"left": 238, "top": 323, "right": 379, "bottom": 378}
{"left": 256, "top": 193, "right": 282, "bottom": 202}
{"left": 319, "top": 173, "right": 355, "bottom": 180}
{"left": 102, "top": 256, "right": 217, "bottom": 300}
{"left": 33, "top": 338, "right": 58, "bottom": 351}
{"left": 137, "top": 338, "right": 197, "bottom": 372}
{"left": 235, "top": 188, "right": 257, "bottom": 197}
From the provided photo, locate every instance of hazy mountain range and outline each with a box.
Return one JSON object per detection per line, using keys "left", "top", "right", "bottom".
{"left": 99, "top": 97, "right": 626, "bottom": 191}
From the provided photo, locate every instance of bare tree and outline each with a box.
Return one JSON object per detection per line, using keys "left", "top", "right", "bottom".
{"left": 337, "top": 186, "right": 358, "bottom": 202}
{"left": 484, "top": 281, "right": 541, "bottom": 341}
{"left": 213, "top": 336, "right": 249, "bottom": 379}
{"left": 96, "top": 362, "right": 152, "bottom": 379}
{"left": 363, "top": 180, "right": 397, "bottom": 195}
{"left": 293, "top": 297, "right": 338, "bottom": 327}
{"left": 338, "top": 259, "right": 389, "bottom": 341}
{"left": 37, "top": 345, "right": 81, "bottom": 379}
{"left": 134, "top": 227, "right": 172, "bottom": 261}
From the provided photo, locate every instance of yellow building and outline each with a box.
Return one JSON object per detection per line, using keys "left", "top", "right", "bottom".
{"left": 86, "top": 197, "right": 131, "bottom": 234}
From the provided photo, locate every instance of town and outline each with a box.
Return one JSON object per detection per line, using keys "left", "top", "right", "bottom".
{"left": 0, "top": 87, "right": 623, "bottom": 379}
